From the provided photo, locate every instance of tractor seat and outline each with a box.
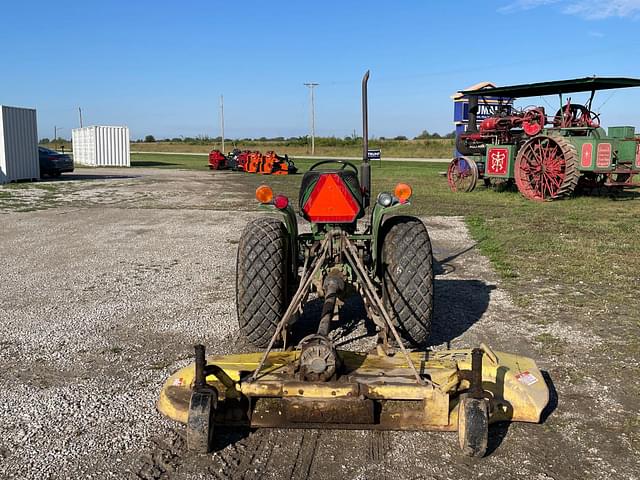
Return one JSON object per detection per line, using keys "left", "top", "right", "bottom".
{"left": 298, "top": 170, "right": 365, "bottom": 223}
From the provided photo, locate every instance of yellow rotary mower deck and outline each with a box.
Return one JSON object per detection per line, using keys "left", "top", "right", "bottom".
{"left": 158, "top": 346, "right": 548, "bottom": 433}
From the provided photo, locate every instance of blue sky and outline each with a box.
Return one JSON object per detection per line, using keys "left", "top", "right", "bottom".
{"left": 2, "top": 0, "right": 640, "bottom": 140}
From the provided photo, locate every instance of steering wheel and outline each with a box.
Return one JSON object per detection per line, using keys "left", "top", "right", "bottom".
{"left": 309, "top": 160, "right": 359, "bottom": 174}
{"left": 553, "top": 104, "right": 600, "bottom": 128}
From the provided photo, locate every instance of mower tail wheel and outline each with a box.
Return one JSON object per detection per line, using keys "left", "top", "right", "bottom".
{"left": 458, "top": 396, "right": 489, "bottom": 457}
{"left": 380, "top": 216, "right": 434, "bottom": 348}
{"left": 447, "top": 157, "right": 478, "bottom": 193}
{"left": 187, "top": 388, "right": 218, "bottom": 453}
{"left": 236, "top": 217, "right": 290, "bottom": 348}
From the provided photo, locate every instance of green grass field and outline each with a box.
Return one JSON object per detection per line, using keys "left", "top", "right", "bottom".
{"left": 42, "top": 138, "right": 455, "bottom": 159}
{"left": 130, "top": 152, "right": 640, "bottom": 333}
{"left": 131, "top": 153, "right": 210, "bottom": 171}
{"left": 129, "top": 139, "right": 455, "bottom": 158}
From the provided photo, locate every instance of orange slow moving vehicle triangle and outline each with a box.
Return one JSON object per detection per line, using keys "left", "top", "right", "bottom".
{"left": 303, "top": 173, "right": 360, "bottom": 223}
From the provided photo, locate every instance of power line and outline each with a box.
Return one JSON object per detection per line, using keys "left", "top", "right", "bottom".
{"left": 220, "top": 95, "right": 225, "bottom": 153}
{"left": 304, "top": 82, "right": 319, "bottom": 155}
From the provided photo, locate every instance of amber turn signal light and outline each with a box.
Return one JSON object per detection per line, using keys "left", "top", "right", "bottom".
{"left": 255, "top": 185, "right": 274, "bottom": 203}
{"left": 394, "top": 183, "right": 412, "bottom": 203}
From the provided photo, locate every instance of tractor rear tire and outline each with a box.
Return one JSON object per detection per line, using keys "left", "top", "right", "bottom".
{"left": 236, "top": 217, "right": 289, "bottom": 348}
{"left": 380, "top": 216, "right": 434, "bottom": 348}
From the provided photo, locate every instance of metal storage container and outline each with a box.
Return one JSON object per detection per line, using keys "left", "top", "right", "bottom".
{"left": 72, "top": 126, "right": 130, "bottom": 167}
{"left": 0, "top": 106, "right": 39, "bottom": 184}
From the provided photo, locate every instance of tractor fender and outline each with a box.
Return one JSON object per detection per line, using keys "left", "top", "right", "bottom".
{"left": 370, "top": 201, "right": 410, "bottom": 267}
{"left": 258, "top": 203, "right": 299, "bottom": 274}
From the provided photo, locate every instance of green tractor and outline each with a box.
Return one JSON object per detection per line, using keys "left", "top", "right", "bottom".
{"left": 236, "top": 69, "right": 434, "bottom": 368}
{"left": 449, "top": 77, "right": 640, "bottom": 200}
{"left": 158, "top": 72, "right": 549, "bottom": 457}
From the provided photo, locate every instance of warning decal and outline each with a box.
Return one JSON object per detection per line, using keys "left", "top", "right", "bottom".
{"left": 515, "top": 371, "right": 538, "bottom": 386}
{"left": 596, "top": 143, "right": 611, "bottom": 168}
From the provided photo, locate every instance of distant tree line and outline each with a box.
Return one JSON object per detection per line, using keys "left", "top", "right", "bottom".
{"left": 413, "top": 130, "right": 455, "bottom": 139}
{"left": 133, "top": 131, "right": 455, "bottom": 144}
{"left": 39, "top": 137, "right": 70, "bottom": 144}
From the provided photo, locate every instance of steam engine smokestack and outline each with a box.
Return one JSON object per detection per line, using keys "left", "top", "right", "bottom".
{"left": 467, "top": 95, "right": 479, "bottom": 133}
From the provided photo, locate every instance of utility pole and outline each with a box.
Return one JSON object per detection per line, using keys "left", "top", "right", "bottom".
{"left": 78, "top": 107, "right": 83, "bottom": 128}
{"left": 220, "top": 95, "right": 225, "bottom": 153}
{"left": 304, "top": 82, "right": 319, "bottom": 155}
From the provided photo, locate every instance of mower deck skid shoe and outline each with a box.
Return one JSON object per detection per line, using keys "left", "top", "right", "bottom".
{"left": 158, "top": 347, "right": 548, "bottom": 452}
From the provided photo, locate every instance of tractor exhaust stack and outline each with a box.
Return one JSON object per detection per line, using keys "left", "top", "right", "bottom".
{"left": 361, "top": 70, "right": 371, "bottom": 208}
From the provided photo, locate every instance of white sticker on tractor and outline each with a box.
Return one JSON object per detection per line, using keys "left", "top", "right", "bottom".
{"left": 515, "top": 371, "right": 538, "bottom": 386}
{"left": 173, "top": 377, "right": 185, "bottom": 387}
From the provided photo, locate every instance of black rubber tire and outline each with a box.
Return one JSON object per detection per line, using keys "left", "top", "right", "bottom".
{"left": 380, "top": 216, "right": 434, "bottom": 348}
{"left": 236, "top": 217, "right": 289, "bottom": 348}
{"left": 187, "top": 389, "right": 217, "bottom": 453}
{"left": 458, "top": 396, "right": 489, "bottom": 457}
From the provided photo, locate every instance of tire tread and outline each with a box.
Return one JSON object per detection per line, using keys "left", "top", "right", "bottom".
{"left": 381, "top": 216, "right": 434, "bottom": 348}
{"left": 236, "top": 217, "right": 288, "bottom": 348}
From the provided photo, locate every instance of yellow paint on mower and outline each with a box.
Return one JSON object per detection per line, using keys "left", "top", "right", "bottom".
{"left": 158, "top": 346, "right": 548, "bottom": 431}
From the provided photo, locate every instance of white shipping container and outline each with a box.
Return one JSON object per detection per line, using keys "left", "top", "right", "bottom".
{"left": 0, "top": 106, "right": 39, "bottom": 184}
{"left": 72, "top": 126, "right": 130, "bottom": 167}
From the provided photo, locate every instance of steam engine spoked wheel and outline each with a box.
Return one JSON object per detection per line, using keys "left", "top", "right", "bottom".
{"left": 447, "top": 157, "right": 478, "bottom": 192}
{"left": 514, "top": 135, "right": 579, "bottom": 201}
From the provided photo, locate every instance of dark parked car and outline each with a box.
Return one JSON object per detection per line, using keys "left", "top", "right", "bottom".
{"left": 38, "top": 146, "right": 74, "bottom": 177}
